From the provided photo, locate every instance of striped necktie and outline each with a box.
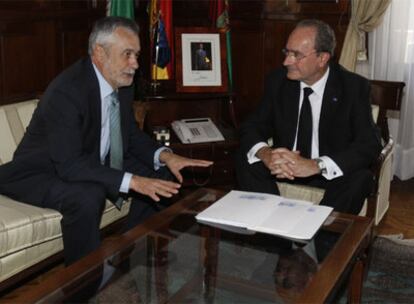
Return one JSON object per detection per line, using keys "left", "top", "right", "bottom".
{"left": 108, "top": 91, "right": 124, "bottom": 210}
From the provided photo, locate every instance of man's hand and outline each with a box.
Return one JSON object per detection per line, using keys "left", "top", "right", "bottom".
{"left": 257, "top": 147, "right": 320, "bottom": 180}
{"left": 129, "top": 175, "right": 181, "bottom": 202}
{"left": 257, "top": 147, "right": 295, "bottom": 179}
{"left": 160, "top": 151, "right": 213, "bottom": 183}
{"left": 273, "top": 149, "right": 320, "bottom": 179}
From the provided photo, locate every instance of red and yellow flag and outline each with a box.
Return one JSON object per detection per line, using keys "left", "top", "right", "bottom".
{"left": 149, "top": 0, "right": 173, "bottom": 80}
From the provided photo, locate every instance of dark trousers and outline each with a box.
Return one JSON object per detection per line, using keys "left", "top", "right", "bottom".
{"left": 43, "top": 163, "right": 173, "bottom": 265}
{"left": 235, "top": 151, "right": 373, "bottom": 215}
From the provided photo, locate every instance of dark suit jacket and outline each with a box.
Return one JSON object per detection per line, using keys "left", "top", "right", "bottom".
{"left": 239, "top": 62, "right": 382, "bottom": 176}
{"left": 0, "top": 57, "right": 159, "bottom": 205}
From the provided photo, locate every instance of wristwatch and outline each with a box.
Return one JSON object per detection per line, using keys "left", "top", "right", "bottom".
{"left": 315, "top": 158, "right": 327, "bottom": 175}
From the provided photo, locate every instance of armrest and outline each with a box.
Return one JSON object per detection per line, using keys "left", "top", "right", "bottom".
{"left": 366, "top": 137, "right": 394, "bottom": 219}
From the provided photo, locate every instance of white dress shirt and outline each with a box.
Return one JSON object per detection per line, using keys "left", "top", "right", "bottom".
{"left": 93, "top": 64, "right": 168, "bottom": 193}
{"left": 247, "top": 67, "right": 343, "bottom": 180}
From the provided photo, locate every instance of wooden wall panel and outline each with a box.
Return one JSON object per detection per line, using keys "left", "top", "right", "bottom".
{"left": 230, "top": 20, "right": 300, "bottom": 121}
{"left": 231, "top": 26, "right": 265, "bottom": 120}
{"left": 57, "top": 20, "right": 93, "bottom": 70}
{"left": 0, "top": 20, "right": 57, "bottom": 102}
{"left": 0, "top": 0, "right": 106, "bottom": 105}
{"left": 0, "top": 0, "right": 349, "bottom": 119}
{"left": 229, "top": 0, "right": 350, "bottom": 121}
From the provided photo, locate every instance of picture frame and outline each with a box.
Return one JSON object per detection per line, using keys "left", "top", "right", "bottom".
{"left": 175, "top": 27, "right": 228, "bottom": 93}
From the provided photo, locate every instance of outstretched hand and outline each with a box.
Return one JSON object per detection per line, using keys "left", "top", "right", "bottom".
{"left": 129, "top": 175, "right": 181, "bottom": 202}
{"left": 128, "top": 151, "right": 212, "bottom": 202}
{"left": 160, "top": 151, "right": 213, "bottom": 183}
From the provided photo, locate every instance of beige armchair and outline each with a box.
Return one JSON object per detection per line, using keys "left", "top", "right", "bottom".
{"left": 277, "top": 80, "right": 405, "bottom": 225}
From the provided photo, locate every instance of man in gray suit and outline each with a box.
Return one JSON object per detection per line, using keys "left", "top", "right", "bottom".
{"left": 236, "top": 19, "right": 381, "bottom": 214}
{"left": 0, "top": 17, "right": 212, "bottom": 265}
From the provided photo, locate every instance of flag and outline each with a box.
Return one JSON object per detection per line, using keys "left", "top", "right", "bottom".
{"left": 149, "top": 0, "right": 173, "bottom": 80}
{"left": 108, "top": 0, "right": 135, "bottom": 19}
{"left": 209, "top": 0, "right": 233, "bottom": 90}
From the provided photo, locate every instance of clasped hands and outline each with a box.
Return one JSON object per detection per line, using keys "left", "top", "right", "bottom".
{"left": 257, "top": 147, "right": 320, "bottom": 180}
{"left": 129, "top": 151, "right": 213, "bottom": 202}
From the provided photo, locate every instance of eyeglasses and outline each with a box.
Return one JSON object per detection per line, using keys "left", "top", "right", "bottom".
{"left": 282, "top": 48, "right": 318, "bottom": 62}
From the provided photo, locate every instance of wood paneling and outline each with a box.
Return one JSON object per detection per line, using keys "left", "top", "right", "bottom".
{"left": 229, "top": 0, "right": 350, "bottom": 121}
{"left": 0, "top": 0, "right": 349, "bottom": 118}
{"left": 57, "top": 19, "right": 93, "bottom": 70}
{"left": 231, "top": 24, "right": 265, "bottom": 119}
{"left": 0, "top": 0, "right": 106, "bottom": 105}
{"left": 0, "top": 20, "right": 57, "bottom": 102}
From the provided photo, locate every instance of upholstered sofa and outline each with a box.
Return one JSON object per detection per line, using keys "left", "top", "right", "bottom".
{"left": 0, "top": 99, "right": 131, "bottom": 289}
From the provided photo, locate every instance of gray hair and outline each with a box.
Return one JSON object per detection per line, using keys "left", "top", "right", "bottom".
{"left": 296, "top": 19, "right": 336, "bottom": 56}
{"left": 88, "top": 16, "right": 140, "bottom": 55}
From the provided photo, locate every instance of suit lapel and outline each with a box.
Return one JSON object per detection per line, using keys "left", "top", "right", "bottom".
{"left": 85, "top": 59, "right": 103, "bottom": 160}
{"left": 319, "top": 66, "right": 342, "bottom": 153}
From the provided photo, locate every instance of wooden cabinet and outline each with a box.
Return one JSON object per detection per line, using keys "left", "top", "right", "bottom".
{"left": 136, "top": 89, "right": 239, "bottom": 187}
{"left": 169, "top": 138, "right": 239, "bottom": 187}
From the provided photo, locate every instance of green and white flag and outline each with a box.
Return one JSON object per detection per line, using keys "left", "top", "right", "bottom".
{"left": 108, "top": 0, "right": 135, "bottom": 19}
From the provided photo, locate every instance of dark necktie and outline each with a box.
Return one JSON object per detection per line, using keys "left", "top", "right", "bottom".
{"left": 296, "top": 87, "right": 313, "bottom": 158}
{"left": 108, "top": 91, "right": 124, "bottom": 210}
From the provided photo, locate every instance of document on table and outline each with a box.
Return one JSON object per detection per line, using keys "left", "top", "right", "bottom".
{"left": 195, "top": 190, "right": 333, "bottom": 241}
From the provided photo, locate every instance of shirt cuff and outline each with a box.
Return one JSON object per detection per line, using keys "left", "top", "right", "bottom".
{"left": 318, "top": 156, "right": 343, "bottom": 180}
{"left": 120, "top": 172, "right": 132, "bottom": 193}
{"left": 247, "top": 142, "right": 269, "bottom": 164}
{"left": 154, "top": 146, "right": 173, "bottom": 170}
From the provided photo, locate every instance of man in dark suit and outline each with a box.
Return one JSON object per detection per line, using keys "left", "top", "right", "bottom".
{"left": 236, "top": 19, "right": 382, "bottom": 214}
{"left": 0, "top": 17, "right": 212, "bottom": 265}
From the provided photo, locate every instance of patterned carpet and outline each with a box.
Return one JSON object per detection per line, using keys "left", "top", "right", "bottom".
{"left": 357, "top": 234, "right": 414, "bottom": 303}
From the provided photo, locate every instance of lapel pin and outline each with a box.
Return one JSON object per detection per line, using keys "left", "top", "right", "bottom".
{"left": 332, "top": 97, "right": 338, "bottom": 102}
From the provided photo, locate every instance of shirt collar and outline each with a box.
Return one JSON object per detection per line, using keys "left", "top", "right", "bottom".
{"left": 300, "top": 67, "right": 330, "bottom": 98}
{"left": 92, "top": 63, "right": 114, "bottom": 100}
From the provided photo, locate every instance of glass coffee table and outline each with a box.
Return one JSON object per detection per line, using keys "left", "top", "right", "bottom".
{"left": 7, "top": 188, "right": 373, "bottom": 303}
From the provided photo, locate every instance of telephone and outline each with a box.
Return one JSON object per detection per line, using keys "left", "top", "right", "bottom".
{"left": 171, "top": 117, "right": 225, "bottom": 144}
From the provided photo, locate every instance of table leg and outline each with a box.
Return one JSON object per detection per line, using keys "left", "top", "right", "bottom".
{"left": 201, "top": 227, "right": 220, "bottom": 303}
{"left": 348, "top": 244, "right": 370, "bottom": 304}
{"left": 154, "top": 236, "right": 170, "bottom": 303}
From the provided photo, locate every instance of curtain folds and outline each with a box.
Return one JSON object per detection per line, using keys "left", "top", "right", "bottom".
{"left": 339, "top": 0, "right": 391, "bottom": 71}
{"left": 358, "top": 0, "right": 414, "bottom": 180}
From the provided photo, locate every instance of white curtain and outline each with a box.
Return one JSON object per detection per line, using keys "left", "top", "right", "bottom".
{"left": 357, "top": 0, "right": 414, "bottom": 180}
{"left": 339, "top": 0, "right": 390, "bottom": 71}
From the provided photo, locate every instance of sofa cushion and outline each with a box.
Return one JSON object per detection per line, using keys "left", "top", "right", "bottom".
{"left": 0, "top": 195, "right": 62, "bottom": 282}
{"left": 0, "top": 195, "right": 130, "bottom": 282}
{"left": 0, "top": 195, "right": 62, "bottom": 259}
{"left": 0, "top": 99, "right": 39, "bottom": 165}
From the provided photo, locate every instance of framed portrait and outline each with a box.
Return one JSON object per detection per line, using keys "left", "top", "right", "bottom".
{"left": 175, "top": 27, "right": 228, "bottom": 93}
